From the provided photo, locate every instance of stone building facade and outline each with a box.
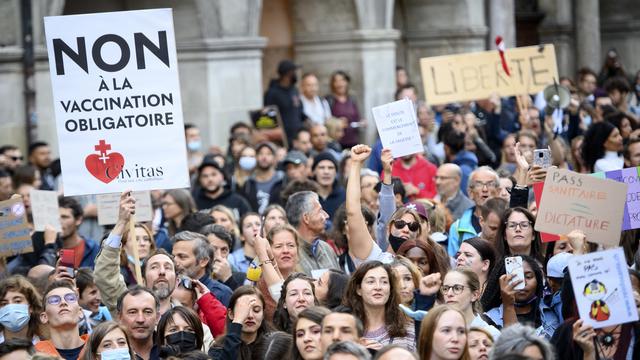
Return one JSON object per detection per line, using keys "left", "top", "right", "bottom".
{"left": 1, "top": 0, "right": 638, "bottom": 152}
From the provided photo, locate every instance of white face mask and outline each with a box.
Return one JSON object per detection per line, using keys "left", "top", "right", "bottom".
{"left": 99, "top": 347, "right": 131, "bottom": 360}
{"left": 239, "top": 156, "right": 257, "bottom": 171}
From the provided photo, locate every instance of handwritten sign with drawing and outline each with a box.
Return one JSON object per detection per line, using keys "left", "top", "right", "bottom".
{"left": 419, "top": 44, "right": 558, "bottom": 105}
{"left": 0, "top": 197, "right": 32, "bottom": 257}
{"left": 568, "top": 248, "right": 638, "bottom": 328}
{"left": 372, "top": 99, "right": 423, "bottom": 158}
{"left": 535, "top": 168, "right": 627, "bottom": 246}
{"left": 592, "top": 166, "right": 640, "bottom": 231}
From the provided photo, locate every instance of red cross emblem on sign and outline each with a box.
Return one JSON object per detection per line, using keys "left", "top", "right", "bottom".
{"left": 84, "top": 140, "right": 125, "bottom": 183}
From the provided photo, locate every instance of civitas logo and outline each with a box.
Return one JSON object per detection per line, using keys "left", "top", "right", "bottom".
{"left": 84, "top": 140, "right": 164, "bottom": 184}
{"left": 85, "top": 140, "right": 125, "bottom": 183}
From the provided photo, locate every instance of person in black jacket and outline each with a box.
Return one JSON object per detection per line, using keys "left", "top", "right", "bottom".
{"left": 264, "top": 60, "right": 305, "bottom": 145}
{"left": 193, "top": 160, "right": 251, "bottom": 218}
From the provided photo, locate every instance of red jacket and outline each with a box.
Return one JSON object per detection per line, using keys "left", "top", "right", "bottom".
{"left": 391, "top": 155, "right": 437, "bottom": 199}
{"left": 197, "top": 292, "right": 227, "bottom": 337}
{"left": 35, "top": 334, "right": 89, "bottom": 358}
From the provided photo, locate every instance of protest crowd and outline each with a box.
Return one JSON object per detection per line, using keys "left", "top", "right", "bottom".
{"left": 3, "top": 31, "right": 640, "bottom": 360}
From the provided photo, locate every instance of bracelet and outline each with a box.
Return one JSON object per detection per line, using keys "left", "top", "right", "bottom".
{"left": 260, "top": 258, "right": 275, "bottom": 267}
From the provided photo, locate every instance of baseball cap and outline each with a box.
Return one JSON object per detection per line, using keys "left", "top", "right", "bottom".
{"left": 546, "top": 252, "right": 573, "bottom": 278}
{"left": 404, "top": 201, "right": 430, "bottom": 221}
{"left": 277, "top": 60, "right": 299, "bottom": 76}
{"left": 283, "top": 150, "right": 308, "bottom": 166}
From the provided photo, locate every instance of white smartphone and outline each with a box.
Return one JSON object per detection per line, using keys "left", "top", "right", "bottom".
{"left": 533, "top": 149, "right": 552, "bottom": 168}
{"left": 505, "top": 256, "right": 525, "bottom": 290}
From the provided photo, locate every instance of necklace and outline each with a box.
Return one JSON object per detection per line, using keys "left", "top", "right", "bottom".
{"left": 595, "top": 325, "right": 621, "bottom": 360}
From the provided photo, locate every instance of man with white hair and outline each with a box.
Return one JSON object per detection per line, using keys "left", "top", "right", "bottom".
{"left": 447, "top": 166, "right": 500, "bottom": 256}
{"left": 435, "top": 163, "right": 474, "bottom": 221}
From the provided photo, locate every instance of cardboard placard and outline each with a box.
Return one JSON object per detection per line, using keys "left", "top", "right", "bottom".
{"left": 592, "top": 167, "right": 640, "bottom": 231}
{"left": 96, "top": 191, "right": 152, "bottom": 225}
{"left": 44, "top": 9, "right": 189, "bottom": 196}
{"left": 420, "top": 44, "right": 558, "bottom": 105}
{"left": 535, "top": 168, "right": 627, "bottom": 246}
{"left": 0, "top": 198, "right": 32, "bottom": 257}
{"left": 568, "top": 248, "right": 638, "bottom": 328}
{"left": 372, "top": 98, "right": 423, "bottom": 158}
{"left": 532, "top": 182, "right": 560, "bottom": 242}
{"left": 30, "top": 189, "right": 62, "bottom": 232}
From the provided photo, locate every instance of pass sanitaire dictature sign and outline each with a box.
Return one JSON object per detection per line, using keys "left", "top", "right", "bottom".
{"left": 44, "top": 9, "right": 189, "bottom": 196}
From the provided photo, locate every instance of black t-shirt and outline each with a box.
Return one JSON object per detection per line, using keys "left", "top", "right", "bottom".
{"left": 57, "top": 345, "right": 84, "bottom": 360}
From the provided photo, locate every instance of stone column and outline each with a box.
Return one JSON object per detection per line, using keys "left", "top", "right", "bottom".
{"left": 400, "top": 0, "right": 488, "bottom": 103}
{"left": 538, "top": 0, "right": 574, "bottom": 77}
{"left": 575, "top": 0, "right": 601, "bottom": 70}
{"left": 488, "top": 0, "right": 516, "bottom": 49}
{"left": 291, "top": 0, "right": 399, "bottom": 144}
{"left": 190, "top": 0, "right": 267, "bottom": 149}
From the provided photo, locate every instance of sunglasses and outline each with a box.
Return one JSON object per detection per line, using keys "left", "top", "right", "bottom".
{"left": 392, "top": 220, "right": 420, "bottom": 232}
{"left": 178, "top": 277, "right": 193, "bottom": 290}
{"left": 10, "top": 156, "right": 23, "bottom": 161}
{"left": 46, "top": 293, "right": 78, "bottom": 306}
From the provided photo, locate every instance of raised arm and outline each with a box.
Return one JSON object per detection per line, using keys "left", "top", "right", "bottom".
{"left": 376, "top": 148, "right": 396, "bottom": 250}
{"left": 346, "top": 144, "right": 375, "bottom": 260}
{"left": 94, "top": 191, "right": 135, "bottom": 314}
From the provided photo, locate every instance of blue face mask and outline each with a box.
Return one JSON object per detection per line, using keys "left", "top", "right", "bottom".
{"left": 0, "top": 303, "right": 30, "bottom": 332}
{"left": 583, "top": 115, "right": 592, "bottom": 127}
{"left": 187, "top": 141, "right": 202, "bottom": 152}
{"left": 99, "top": 347, "right": 131, "bottom": 360}
{"left": 238, "top": 156, "right": 257, "bottom": 171}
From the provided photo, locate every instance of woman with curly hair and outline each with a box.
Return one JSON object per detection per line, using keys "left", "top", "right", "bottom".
{"left": 0, "top": 275, "right": 44, "bottom": 344}
{"left": 342, "top": 261, "right": 415, "bottom": 351}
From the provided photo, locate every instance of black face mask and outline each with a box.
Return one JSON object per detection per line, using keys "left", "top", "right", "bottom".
{"left": 165, "top": 331, "right": 199, "bottom": 353}
{"left": 389, "top": 234, "right": 406, "bottom": 253}
{"left": 290, "top": 73, "right": 298, "bottom": 85}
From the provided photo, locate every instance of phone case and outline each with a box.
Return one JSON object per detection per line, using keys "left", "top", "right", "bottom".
{"left": 59, "top": 249, "right": 75, "bottom": 268}
{"left": 505, "top": 256, "right": 525, "bottom": 290}
{"left": 533, "top": 149, "right": 552, "bottom": 168}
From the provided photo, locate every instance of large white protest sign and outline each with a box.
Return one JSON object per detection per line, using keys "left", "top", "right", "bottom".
{"left": 30, "top": 189, "right": 61, "bottom": 232}
{"left": 568, "top": 248, "right": 638, "bottom": 328}
{"left": 96, "top": 191, "right": 153, "bottom": 225}
{"left": 372, "top": 99, "right": 423, "bottom": 158}
{"left": 44, "top": 9, "right": 189, "bottom": 196}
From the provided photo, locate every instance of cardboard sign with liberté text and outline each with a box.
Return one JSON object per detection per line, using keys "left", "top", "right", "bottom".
{"left": 96, "top": 191, "right": 153, "bottom": 225}
{"left": 0, "top": 198, "right": 32, "bottom": 257}
{"left": 372, "top": 98, "right": 424, "bottom": 158}
{"left": 535, "top": 168, "right": 627, "bottom": 246}
{"left": 568, "top": 248, "right": 638, "bottom": 328}
{"left": 420, "top": 44, "right": 558, "bottom": 105}
{"left": 44, "top": 9, "right": 189, "bottom": 196}
{"left": 30, "top": 189, "right": 62, "bottom": 232}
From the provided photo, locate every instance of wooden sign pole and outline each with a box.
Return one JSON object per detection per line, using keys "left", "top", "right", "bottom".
{"left": 129, "top": 216, "right": 143, "bottom": 284}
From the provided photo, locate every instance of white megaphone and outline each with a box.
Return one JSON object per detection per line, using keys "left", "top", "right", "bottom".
{"left": 543, "top": 81, "right": 570, "bottom": 115}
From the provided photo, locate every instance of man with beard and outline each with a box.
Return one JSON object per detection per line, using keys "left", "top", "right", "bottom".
{"left": 192, "top": 160, "right": 251, "bottom": 217}
{"left": 171, "top": 231, "right": 232, "bottom": 306}
{"left": 95, "top": 192, "right": 179, "bottom": 317}
{"left": 241, "top": 142, "right": 284, "bottom": 213}
{"left": 285, "top": 191, "right": 339, "bottom": 275}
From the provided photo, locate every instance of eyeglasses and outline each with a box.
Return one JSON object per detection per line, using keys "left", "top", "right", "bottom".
{"left": 470, "top": 181, "right": 498, "bottom": 190}
{"left": 178, "top": 277, "right": 193, "bottom": 290}
{"left": 392, "top": 220, "right": 420, "bottom": 232}
{"left": 505, "top": 221, "right": 532, "bottom": 230}
{"left": 46, "top": 293, "right": 78, "bottom": 306}
{"left": 10, "top": 156, "right": 23, "bottom": 161}
{"left": 440, "top": 284, "right": 466, "bottom": 295}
